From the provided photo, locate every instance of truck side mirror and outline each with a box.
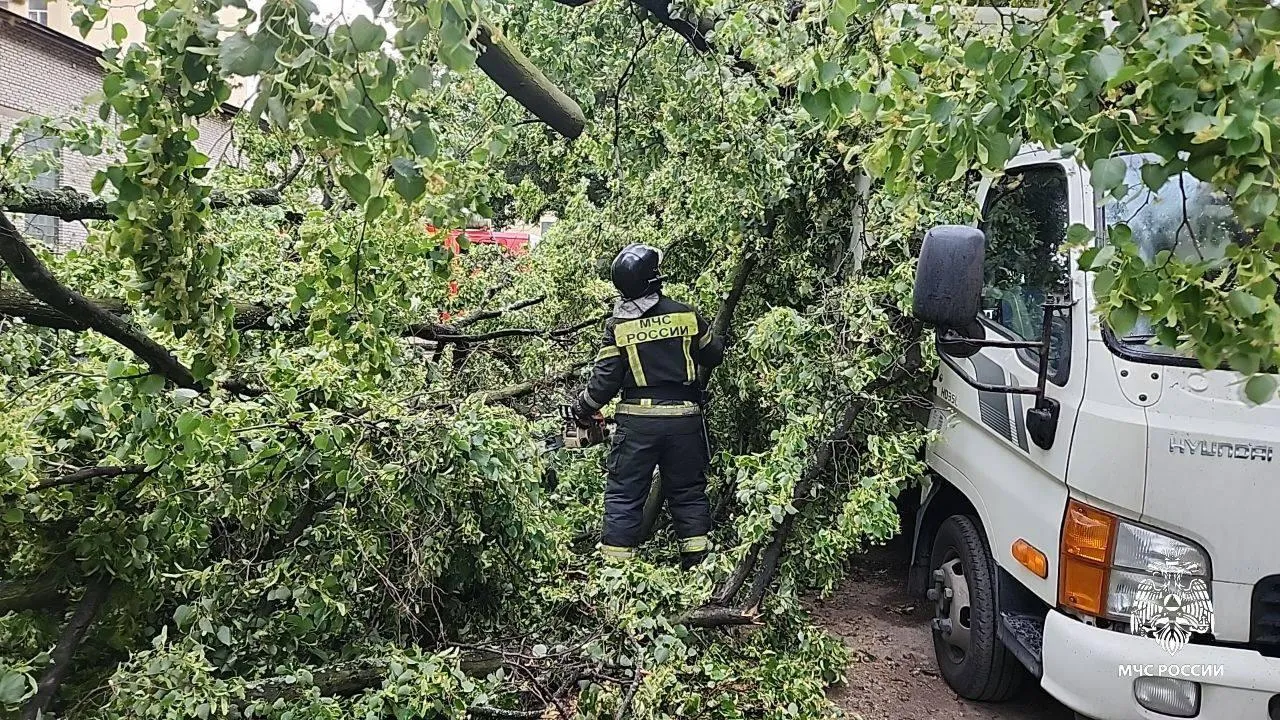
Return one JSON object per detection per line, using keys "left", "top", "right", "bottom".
{"left": 912, "top": 225, "right": 986, "bottom": 330}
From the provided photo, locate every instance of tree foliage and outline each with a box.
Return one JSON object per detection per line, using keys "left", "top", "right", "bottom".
{"left": 0, "top": 0, "right": 1275, "bottom": 717}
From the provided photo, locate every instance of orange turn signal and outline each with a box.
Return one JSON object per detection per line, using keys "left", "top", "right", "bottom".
{"left": 1012, "top": 539, "right": 1048, "bottom": 578}
{"left": 1062, "top": 500, "right": 1116, "bottom": 565}
{"left": 1059, "top": 500, "right": 1117, "bottom": 616}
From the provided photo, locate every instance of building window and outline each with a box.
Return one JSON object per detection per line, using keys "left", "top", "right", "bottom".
{"left": 28, "top": 0, "right": 48, "bottom": 25}
{"left": 22, "top": 131, "right": 60, "bottom": 248}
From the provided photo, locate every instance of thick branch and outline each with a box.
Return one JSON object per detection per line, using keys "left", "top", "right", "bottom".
{"left": 475, "top": 23, "right": 586, "bottom": 140}
{"left": 711, "top": 251, "right": 757, "bottom": 341}
{"left": 0, "top": 287, "right": 282, "bottom": 333}
{"left": 413, "top": 313, "right": 605, "bottom": 345}
{"left": 29, "top": 465, "right": 148, "bottom": 492}
{"left": 0, "top": 570, "right": 66, "bottom": 614}
{"left": 677, "top": 604, "right": 761, "bottom": 628}
{"left": 629, "top": 0, "right": 715, "bottom": 52}
{"left": 0, "top": 213, "right": 200, "bottom": 389}
{"left": 453, "top": 296, "right": 546, "bottom": 329}
{"left": 0, "top": 185, "right": 283, "bottom": 221}
{"left": 21, "top": 578, "right": 113, "bottom": 720}
{"left": 242, "top": 651, "right": 504, "bottom": 705}
{"left": 472, "top": 361, "right": 589, "bottom": 405}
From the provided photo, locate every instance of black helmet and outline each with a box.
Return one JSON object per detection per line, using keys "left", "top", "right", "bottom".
{"left": 610, "top": 243, "right": 663, "bottom": 299}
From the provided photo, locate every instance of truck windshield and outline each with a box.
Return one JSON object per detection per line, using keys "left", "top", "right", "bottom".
{"left": 1103, "top": 154, "right": 1248, "bottom": 352}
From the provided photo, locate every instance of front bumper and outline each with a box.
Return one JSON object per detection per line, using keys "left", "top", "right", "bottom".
{"left": 1042, "top": 609, "right": 1280, "bottom": 719}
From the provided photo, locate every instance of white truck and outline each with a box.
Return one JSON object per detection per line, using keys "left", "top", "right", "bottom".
{"left": 906, "top": 147, "right": 1280, "bottom": 719}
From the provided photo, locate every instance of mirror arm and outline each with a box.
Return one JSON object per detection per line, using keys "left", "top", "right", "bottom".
{"left": 937, "top": 352, "right": 1042, "bottom": 395}
{"left": 937, "top": 299, "right": 1076, "bottom": 450}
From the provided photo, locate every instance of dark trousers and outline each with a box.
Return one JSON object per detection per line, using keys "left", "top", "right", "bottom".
{"left": 602, "top": 413, "right": 710, "bottom": 551}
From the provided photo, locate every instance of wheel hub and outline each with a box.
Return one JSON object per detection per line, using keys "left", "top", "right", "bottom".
{"left": 929, "top": 558, "right": 973, "bottom": 660}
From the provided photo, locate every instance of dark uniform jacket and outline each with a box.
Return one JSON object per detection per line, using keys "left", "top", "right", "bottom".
{"left": 579, "top": 295, "right": 724, "bottom": 414}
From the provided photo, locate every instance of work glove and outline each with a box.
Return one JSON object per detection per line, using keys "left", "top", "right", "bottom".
{"left": 570, "top": 395, "right": 598, "bottom": 428}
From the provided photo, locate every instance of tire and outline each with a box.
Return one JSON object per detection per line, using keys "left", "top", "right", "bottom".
{"left": 928, "top": 514, "right": 1027, "bottom": 702}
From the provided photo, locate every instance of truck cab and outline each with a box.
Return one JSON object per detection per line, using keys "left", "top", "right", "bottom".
{"left": 909, "top": 147, "right": 1280, "bottom": 719}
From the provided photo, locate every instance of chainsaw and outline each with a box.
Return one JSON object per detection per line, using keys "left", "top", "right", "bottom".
{"left": 558, "top": 404, "right": 611, "bottom": 448}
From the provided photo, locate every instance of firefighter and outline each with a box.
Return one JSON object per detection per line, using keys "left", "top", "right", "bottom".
{"left": 571, "top": 244, "right": 725, "bottom": 570}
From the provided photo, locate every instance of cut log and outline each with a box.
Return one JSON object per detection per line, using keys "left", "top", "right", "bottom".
{"left": 475, "top": 22, "right": 586, "bottom": 140}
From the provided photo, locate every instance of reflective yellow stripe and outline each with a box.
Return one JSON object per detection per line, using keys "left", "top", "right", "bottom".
{"left": 625, "top": 344, "right": 648, "bottom": 386}
{"left": 599, "top": 544, "right": 635, "bottom": 560}
{"left": 614, "top": 312, "right": 698, "bottom": 347}
{"left": 682, "top": 337, "right": 694, "bottom": 382}
{"left": 596, "top": 345, "right": 620, "bottom": 361}
{"left": 679, "top": 536, "right": 708, "bottom": 553}
{"left": 698, "top": 332, "right": 713, "bottom": 349}
{"left": 615, "top": 403, "right": 701, "bottom": 417}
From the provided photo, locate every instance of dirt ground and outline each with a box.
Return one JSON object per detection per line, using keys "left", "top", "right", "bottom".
{"left": 811, "top": 538, "right": 1075, "bottom": 720}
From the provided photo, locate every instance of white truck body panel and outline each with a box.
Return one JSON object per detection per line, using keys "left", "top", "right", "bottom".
{"left": 922, "top": 146, "right": 1280, "bottom": 717}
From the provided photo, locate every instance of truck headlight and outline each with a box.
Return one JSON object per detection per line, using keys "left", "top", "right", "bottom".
{"left": 1059, "top": 500, "right": 1211, "bottom": 622}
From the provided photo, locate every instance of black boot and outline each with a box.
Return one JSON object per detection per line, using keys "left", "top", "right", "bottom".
{"left": 680, "top": 550, "right": 707, "bottom": 571}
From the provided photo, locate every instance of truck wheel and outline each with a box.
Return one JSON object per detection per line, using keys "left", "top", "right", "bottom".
{"left": 928, "top": 514, "right": 1026, "bottom": 702}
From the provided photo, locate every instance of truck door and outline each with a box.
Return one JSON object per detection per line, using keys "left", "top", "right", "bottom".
{"left": 927, "top": 153, "right": 1089, "bottom": 599}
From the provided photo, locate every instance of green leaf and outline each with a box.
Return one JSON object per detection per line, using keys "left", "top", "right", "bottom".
{"left": 172, "top": 388, "right": 199, "bottom": 405}
{"left": 267, "top": 96, "right": 288, "bottom": 129}
{"left": 174, "top": 604, "right": 195, "bottom": 628}
{"left": 366, "top": 195, "right": 388, "bottom": 220}
{"left": 1087, "top": 243, "right": 1116, "bottom": 270}
{"left": 830, "top": 84, "right": 856, "bottom": 116}
{"left": 349, "top": 16, "right": 386, "bottom": 52}
{"left": 410, "top": 124, "right": 437, "bottom": 159}
{"left": 1066, "top": 223, "right": 1093, "bottom": 246}
{"left": 2, "top": 508, "right": 23, "bottom": 524}
{"left": 111, "top": 22, "right": 127, "bottom": 44}
{"left": 1139, "top": 162, "right": 1173, "bottom": 191}
{"left": 394, "top": 173, "right": 426, "bottom": 202}
{"left": 1108, "top": 303, "right": 1139, "bottom": 336}
{"left": 137, "top": 374, "right": 165, "bottom": 395}
{"left": 818, "top": 60, "right": 840, "bottom": 85}
{"left": 438, "top": 40, "right": 477, "bottom": 71}
{"left": 1090, "top": 157, "right": 1127, "bottom": 194}
{"left": 217, "top": 625, "right": 232, "bottom": 646}
{"left": 218, "top": 32, "right": 264, "bottom": 76}
{"left": 963, "top": 41, "right": 989, "bottom": 70}
{"left": 1088, "top": 45, "right": 1124, "bottom": 84}
{"left": 1256, "top": 8, "right": 1280, "bottom": 35}
{"left": 177, "top": 411, "right": 202, "bottom": 436}
{"left": 339, "top": 173, "right": 371, "bottom": 206}
{"left": 1227, "top": 289, "right": 1263, "bottom": 317}
{"left": 1245, "top": 374, "right": 1277, "bottom": 405}
{"left": 800, "top": 90, "right": 831, "bottom": 121}
{"left": 1093, "top": 268, "right": 1117, "bottom": 296}
{"left": 0, "top": 672, "right": 28, "bottom": 704}
{"left": 828, "top": 6, "right": 848, "bottom": 33}
{"left": 5, "top": 456, "right": 27, "bottom": 471}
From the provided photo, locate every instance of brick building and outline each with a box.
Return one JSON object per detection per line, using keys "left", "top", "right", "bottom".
{"left": 0, "top": 7, "right": 240, "bottom": 250}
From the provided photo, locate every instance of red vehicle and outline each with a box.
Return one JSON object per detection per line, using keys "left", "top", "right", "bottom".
{"left": 429, "top": 225, "right": 531, "bottom": 256}
{"left": 428, "top": 225, "right": 532, "bottom": 322}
